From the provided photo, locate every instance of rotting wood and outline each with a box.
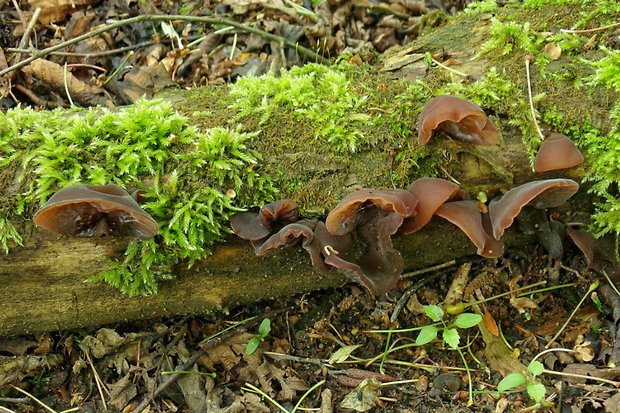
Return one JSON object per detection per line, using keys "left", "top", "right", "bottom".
{"left": 0, "top": 216, "right": 550, "bottom": 337}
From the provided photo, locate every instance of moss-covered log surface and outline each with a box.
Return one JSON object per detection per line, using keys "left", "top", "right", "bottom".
{"left": 1, "top": 1, "right": 619, "bottom": 336}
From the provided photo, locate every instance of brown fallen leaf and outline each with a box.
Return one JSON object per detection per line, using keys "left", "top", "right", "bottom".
{"left": 482, "top": 308, "right": 499, "bottom": 337}
{"left": 23, "top": 59, "right": 112, "bottom": 107}
{"left": 29, "top": 0, "right": 96, "bottom": 25}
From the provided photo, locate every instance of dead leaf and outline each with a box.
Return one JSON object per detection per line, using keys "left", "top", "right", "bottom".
{"left": 29, "top": 0, "right": 96, "bottom": 25}
{"left": 543, "top": 42, "right": 562, "bottom": 60}
{"left": 482, "top": 309, "right": 499, "bottom": 337}
{"left": 23, "top": 59, "right": 112, "bottom": 107}
{"left": 340, "top": 378, "right": 382, "bottom": 412}
{"left": 510, "top": 297, "right": 539, "bottom": 314}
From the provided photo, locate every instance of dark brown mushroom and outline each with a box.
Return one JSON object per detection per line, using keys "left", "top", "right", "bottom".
{"left": 325, "top": 189, "right": 417, "bottom": 236}
{"left": 230, "top": 199, "right": 299, "bottom": 247}
{"left": 488, "top": 179, "right": 579, "bottom": 240}
{"left": 33, "top": 184, "right": 158, "bottom": 240}
{"left": 566, "top": 226, "right": 620, "bottom": 288}
{"left": 418, "top": 95, "right": 501, "bottom": 145}
{"left": 401, "top": 177, "right": 467, "bottom": 234}
{"left": 434, "top": 200, "right": 503, "bottom": 258}
{"left": 534, "top": 132, "right": 584, "bottom": 173}
{"left": 316, "top": 219, "right": 404, "bottom": 296}
{"left": 324, "top": 189, "right": 418, "bottom": 295}
{"left": 254, "top": 219, "right": 331, "bottom": 273}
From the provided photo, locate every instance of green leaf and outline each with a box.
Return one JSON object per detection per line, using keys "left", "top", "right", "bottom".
{"left": 246, "top": 338, "right": 261, "bottom": 355}
{"left": 443, "top": 328, "right": 460, "bottom": 349}
{"left": 415, "top": 326, "right": 438, "bottom": 345}
{"left": 258, "top": 318, "right": 271, "bottom": 337}
{"left": 527, "top": 360, "right": 544, "bottom": 377}
{"left": 452, "top": 313, "right": 482, "bottom": 329}
{"left": 526, "top": 382, "right": 546, "bottom": 403}
{"left": 497, "top": 373, "right": 527, "bottom": 393}
{"left": 424, "top": 305, "right": 444, "bottom": 322}
{"left": 328, "top": 344, "right": 361, "bottom": 364}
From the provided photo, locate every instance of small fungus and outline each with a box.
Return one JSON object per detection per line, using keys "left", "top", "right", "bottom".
{"left": 434, "top": 200, "right": 503, "bottom": 258}
{"left": 255, "top": 219, "right": 331, "bottom": 272}
{"left": 315, "top": 221, "right": 403, "bottom": 296}
{"left": 488, "top": 179, "right": 579, "bottom": 240}
{"left": 324, "top": 189, "right": 417, "bottom": 295}
{"left": 401, "top": 177, "right": 467, "bottom": 234}
{"left": 566, "top": 226, "right": 620, "bottom": 287}
{"left": 33, "top": 184, "right": 158, "bottom": 240}
{"left": 230, "top": 199, "right": 299, "bottom": 247}
{"left": 534, "top": 132, "right": 584, "bottom": 172}
{"left": 325, "top": 189, "right": 417, "bottom": 236}
{"left": 417, "top": 95, "right": 500, "bottom": 145}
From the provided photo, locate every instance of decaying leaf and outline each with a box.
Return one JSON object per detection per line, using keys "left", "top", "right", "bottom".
{"left": 340, "top": 378, "right": 382, "bottom": 412}
{"left": 23, "top": 59, "right": 112, "bottom": 107}
{"left": 328, "top": 344, "right": 361, "bottom": 364}
{"left": 543, "top": 42, "right": 562, "bottom": 60}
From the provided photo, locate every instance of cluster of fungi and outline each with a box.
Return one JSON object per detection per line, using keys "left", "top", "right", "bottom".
{"left": 231, "top": 95, "right": 591, "bottom": 295}
{"left": 32, "top": 95, "right": 616, "bottom": 293}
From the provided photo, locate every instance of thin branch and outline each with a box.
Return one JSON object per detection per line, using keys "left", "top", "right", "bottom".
{"left": 0, "top": 14, "right": 330, "bottom": 77}
{"left": 560, "top": 21, "right": 620, "bottom": 34}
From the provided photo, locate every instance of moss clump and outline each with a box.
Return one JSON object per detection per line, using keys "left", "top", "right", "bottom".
{"left": 0, "top": 99, "right": 276, "bottom": 295}
{"left": 229, "top": 62, "right": 372, "bottom": 152}
{"left": 577, "top": 49, "right": 620, "bottom": 237}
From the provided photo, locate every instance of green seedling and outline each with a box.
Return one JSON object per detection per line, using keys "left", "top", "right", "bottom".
{"left": 246, "top": 318, "right": 271, "bottom": 355}
{"left": 496, "top": 360, "right": 546, "bottom": 405}
{"left": 416, "top": 305, "right": 482, "bottom": 406}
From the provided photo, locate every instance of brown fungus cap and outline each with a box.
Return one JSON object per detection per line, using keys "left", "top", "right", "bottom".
{"left": 254, "top": 219, "right": 331, "bottom": 273}
{"left": 33, "top": 184, "right": 158, "bottom": 240}
{"left": 316, "top": 219, "right": 403, "bottom": 296}
{"left": 435, "top": 200, "right": 503, "bottom": 258}
{"left": 566, "top": 226, "right": 620, "bottom": 288}
{"left": 488, "top": 179, "right": 579, "bottom": 240}
{"left": 325, "top": 189, "right": 417, "bottom": 236}
{"left": 418, "top": 95, "right": 500, "bottom": 145}
{"left": 230, "top": 199, "right": 299, "bottom": 246}
{"left": 534, "top": 132, "right": 584, "bottom": 173}
{"left": 401, "top": 177, "right": 467, "bottom": 234}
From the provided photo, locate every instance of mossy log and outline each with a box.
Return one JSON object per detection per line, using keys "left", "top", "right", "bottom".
{"left": 0, "top": 2, "right": 614, "bottom": 337}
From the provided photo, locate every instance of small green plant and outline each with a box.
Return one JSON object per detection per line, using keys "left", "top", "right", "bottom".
{"left": 478, "top": 19, "right": 543, "bottom": 57}
{"left": 246, "top": 318, "right": 271, "bottom": 355}
{"left": 415, "top": 305, "right": 482, "bottom": 348}
{"left": 496, "top": 360, "right": 546, "bottom": 404}
{"left": 416, "top": 305, "right": 482, "bottom": 405}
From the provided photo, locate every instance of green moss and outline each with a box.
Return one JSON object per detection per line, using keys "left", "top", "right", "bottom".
{"left": 229, "top": 62, "right": 372, "bottom": 152}
{"left": 479, "top": 19, "right": 543, "bottom": 57}
{"left": 0, "top": 99, "right": 276, "bottom": 296}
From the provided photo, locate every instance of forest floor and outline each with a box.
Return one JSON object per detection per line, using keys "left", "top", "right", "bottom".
{"left": 1, "top": 0, "right": 619, "bottom": 412}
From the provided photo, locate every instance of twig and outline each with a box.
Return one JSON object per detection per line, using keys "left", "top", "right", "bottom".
{"left": 63, "top": 62, "right": 74, "bottom": 107}
{"left": 401, "top": 259, "right": 458, "bottom": 278}
{"left": 11, "top": 7, "right": 41, "bottom": 78}
{"left": 431, "top": 57, "right": 468, "bottom": 78}
{"left": 545, "top": 280, "right": 599, "bottom": 348}
{"left": 84, "top": 350, "right": 109, "bottom": 412}
{"left": 133, "top": 307, "right": 292, "bottom": 412}
{"left": 0, "top": 14, "right": 330, "bottom": 77}
{"left": 560, "top": 21, "right": 620, "bottom": 34}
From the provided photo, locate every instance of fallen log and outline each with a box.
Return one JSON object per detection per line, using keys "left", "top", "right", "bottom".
{"left": 0, "top": 2, "right": 614, "bottom": 336}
